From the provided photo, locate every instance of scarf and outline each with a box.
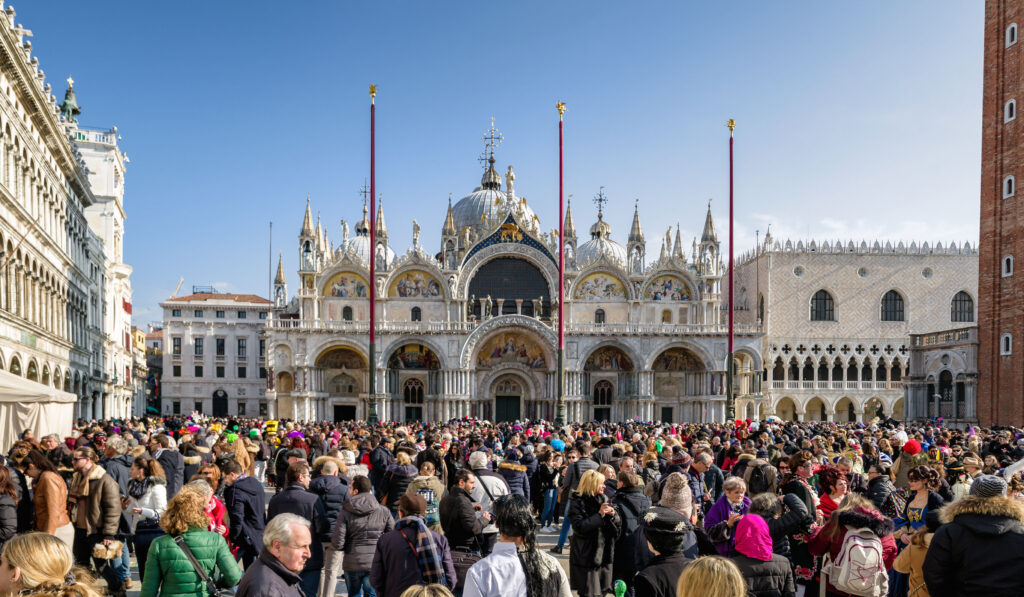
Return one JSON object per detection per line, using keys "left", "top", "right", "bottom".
{"left": 128, "top": 477, "right": 151, "bottom": 500}
{"left": 395, "top": 516, "right": 445, "bottom": 585}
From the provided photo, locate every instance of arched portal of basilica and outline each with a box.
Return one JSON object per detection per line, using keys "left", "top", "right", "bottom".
{"left": 264, "top": 126, "right": 763, "bottom": 423}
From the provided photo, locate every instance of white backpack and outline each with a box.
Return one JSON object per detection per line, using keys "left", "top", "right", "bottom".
{"left": 820, "top": 527, "right": 888, "bottom": 597}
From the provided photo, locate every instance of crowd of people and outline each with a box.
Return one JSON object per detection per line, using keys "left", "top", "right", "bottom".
{"left": 1, "top": 414, "right": 1023, "bottom": 597}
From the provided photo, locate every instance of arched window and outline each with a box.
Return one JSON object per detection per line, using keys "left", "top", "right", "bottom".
{"left": 661, "top": 309, "right": 672, "bottom": 323}
{"left": 411, "top": 306, "right": 422, "bottom": 322}
{"left": 881, "top": 290, "right": 905, "bottom": 322}
{"left": 403, "top": 378, "right": 424, "bottom": 404}
{"left": 1004, "top": 255, "right": 1015, "bottom": 277}
{"left": 342, "top": 306, "right": 353, "bottom": 321}
{"left": 1005, "top": 175, "right": 1016, "bottom": 198}
{"left": 1002, "top": 333, "right": 1013, "bottom": 355}
{"left": 951, "top": 291, "right": 974, "bottom": 322}
{"left": 593, "top": 380, "right": 613, "bottom": 406}
{"left": 1007, "top": 99, "right": 1018, "bottom": 122}
{"left": 468, "top": 257, "right": 550, "bottom": 318}
{"left": 594, "top": 309, "right": 605, "bottom": 324}
{"left": 1009, "top": 23, "right": 1019, "bottom": 47}
{"left": 810, "top": 290, "right": 835, "bottom": 321}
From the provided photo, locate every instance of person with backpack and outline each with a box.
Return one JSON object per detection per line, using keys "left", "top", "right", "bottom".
{"left": 550, "top": 444, "right": 597, "bottom": 554}
{"left": 807, "top": 494, "right": 897, "bottom": 597}
{"left": 406, "top": 461, "right": 446, "bottom": 533}
{"left": 251, "top": 429, "right": 271, "bottom": 484}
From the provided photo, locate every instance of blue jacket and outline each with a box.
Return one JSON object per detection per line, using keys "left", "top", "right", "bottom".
{"left": 308, "top": 474, "right": 349, "bottom": 535}
{"left": 498, "top": 461, "right": 530, "bottom": 497}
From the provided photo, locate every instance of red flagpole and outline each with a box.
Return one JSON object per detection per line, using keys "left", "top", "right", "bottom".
{"left": 556, "top": 102, "right": 566, "bottom": 426}
{"left": 726, "top": 119, "right": 736, "bottom": 421}
{"left": 368, "top": 85, "right": 379, "bottom": 425}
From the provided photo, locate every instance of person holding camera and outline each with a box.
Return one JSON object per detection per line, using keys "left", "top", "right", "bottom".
{"left": 703, "top": 477, "right": 751, "bottom": 556}
{"left": 567, "top": 470, "right": 621, "bottom": 597}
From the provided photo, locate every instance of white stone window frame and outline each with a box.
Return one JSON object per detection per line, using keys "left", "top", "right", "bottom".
{"left": 1007, "top": 99, "right": 1017, "bottom": 123}
{"left": 1004, "top": 254, "right": 1015, "bottom": 277}
{"left": 1001, "top": 333, "right": 1013, "bottom": 356}
{"left": 1008, "top": 23, "right": 1019, "bottom": 47}
{"left": 1005, "top": 175, "right": 1016, "bottom": 198}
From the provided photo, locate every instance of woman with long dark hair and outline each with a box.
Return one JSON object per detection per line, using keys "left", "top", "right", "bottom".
{"left": 462, "top": 494, "right": 570, "bottom": 597}
{"left": 444, "top": 443, "right": 466, "bottom": 489}
{"left": 23, "top": 450, "right": 72, "bottom": 547}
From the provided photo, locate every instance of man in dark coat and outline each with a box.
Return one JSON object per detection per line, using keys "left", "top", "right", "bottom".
{"left": 308, "top": 459, "right": 348, "bottom": 597}
{"left": 369, "top": 437, "right": 395, "bottom": 498}
{"left": 610, "top": 471, "right": 652, "bottom": 597}
{"left": 553, "top": 443, "right": 599, "bottom": 553}
{"left": 923, "top": 475, "right": 1024, "bottom": 597}
{"left": 593, "top": 436, "right": 615, "bottom": 465}
{"left": 150, "top": 434, "right": 184, "bottom": 499}
{"left": 267, "top": 462, "right": 330, "bottom": 597}
{"left": 332, "top": 476, "right": 395, "bottom": 597}
{"left": 369, "top": 494, "right": 457, "bottom": 597}
{"left": 99, "top": 436, "right": 134, "bottom": 589}
{"left": 439, "top": 469, "right": 491, "bottom": 551}
{"left": 237, "top": 513, "right": 310, "bottom": 597}
{"left": 223, "top": 459, "right": 267, "bottom": 569}
{"left": 634, "top": 505, "right": 693, "bottom": 597}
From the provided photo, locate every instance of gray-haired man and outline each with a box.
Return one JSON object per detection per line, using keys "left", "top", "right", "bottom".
{"left": 238, "top": 513, "right": 312, "bottom": 597}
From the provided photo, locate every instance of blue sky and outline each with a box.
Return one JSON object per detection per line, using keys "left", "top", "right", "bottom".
{"left": 17, "top": 2, "right": 983, "bottom": 325}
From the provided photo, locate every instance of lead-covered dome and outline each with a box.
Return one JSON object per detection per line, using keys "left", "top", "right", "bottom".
{"left": 577, "top": 211, "right": 626, "bottom": 265}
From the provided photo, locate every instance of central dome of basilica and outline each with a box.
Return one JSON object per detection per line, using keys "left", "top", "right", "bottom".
{"left": 452, "top": 156, "right": 537, "bottom": 235}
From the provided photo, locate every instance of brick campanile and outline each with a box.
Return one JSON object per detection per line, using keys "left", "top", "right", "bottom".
{"left": 980, "top": 0, "right": 1024, "bottom": 426}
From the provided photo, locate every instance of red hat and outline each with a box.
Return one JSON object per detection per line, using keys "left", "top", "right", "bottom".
{"left": 902, "top": 439, "right": 922, "bottom": 455}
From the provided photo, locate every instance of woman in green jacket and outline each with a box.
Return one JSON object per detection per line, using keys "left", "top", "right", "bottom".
{"left": 141, "top": 483, "right": 242, "bottom": 597}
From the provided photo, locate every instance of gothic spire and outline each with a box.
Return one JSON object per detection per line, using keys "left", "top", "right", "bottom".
{"left": 300, "top": 194, "right": 314, "bottom": 237}
{"left": 673, "top": 224, "right": 684, "bottom": 258}
{"left": 274, "top": 253, "right": 286, "bottom": 285}
{"left": 629, "top": 199, "right": 644, "bottom": 243}
{"left": 315, "top": 212, "right": 324, "bottom": 250}
{"left": 443, "top": 193, "right": 456, "bottom": 236}
{"left": 659, "top": 239, "right": 668, "bottom": 261}
{"left": 564, "top": 199, "right": 577, "bottom": 238}
{"left": 375, "top": 195, "right": 387, "bottom": 237}
{"left": 701, "top": 200, "right": 718, "bottom": 243}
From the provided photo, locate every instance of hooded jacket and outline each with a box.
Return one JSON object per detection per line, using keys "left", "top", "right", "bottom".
{"left": 381, "top": 464, "right": 418, "bottom": 512}
{"left": 610, "top": 486, "right": 652, "bottom": 586}
{"left": 731, "top": 515, "right": 796, "bottom": 597}
{"left": 866, "top": 474, "right": 896, "bottom": 512}
{"left": 332, "top": 491, "right": 395, "bottom": 572}
{"left": 923, "top": 495, "right": 1024, "bottom": 597}
{"left": 807, "top": 508, "right": 897, "bottom": 597}
{"left": 69, "top": 464, "right": 121, "bottom": 539}
{"left": 497, "top": 460, "right": 530, "bottom": 497}
{"left": 308, "top": 474, "right": 349, "bottom": 535}
{"left": 225, "top": 475, "right": 266, "bottom": 555}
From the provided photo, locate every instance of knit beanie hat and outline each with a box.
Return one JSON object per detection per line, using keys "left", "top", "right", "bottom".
{"left": 969, "top": 474, "right": 1008, "bottom": 498}
{"left": 658, "top": 472, "right": 693, "bottom": 518}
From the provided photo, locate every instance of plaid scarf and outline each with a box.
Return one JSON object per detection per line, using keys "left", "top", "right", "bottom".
{"left": 395, "top": 516, "right": 445, "bottom": 585}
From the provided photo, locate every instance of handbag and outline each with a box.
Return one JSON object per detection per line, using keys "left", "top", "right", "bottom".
{"left": 450, "top": 535, "right": 482, "bottom": 589}
{"left": 173, "top": 535, "right": 235, "bottom": 597}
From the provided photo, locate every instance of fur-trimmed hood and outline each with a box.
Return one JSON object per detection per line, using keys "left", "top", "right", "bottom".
{"left": 499, "top": 461, "right": 526, "bottom": 473}
{"left": 940, "top": 495, "right": 1024, "bottom": 536}
{"left": 835, "top": 507, "right": 895, "bottom": 537}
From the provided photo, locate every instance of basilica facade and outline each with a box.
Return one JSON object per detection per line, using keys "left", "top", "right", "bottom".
{"left": 264, "top": 151, "right": 763, "bottom": 424}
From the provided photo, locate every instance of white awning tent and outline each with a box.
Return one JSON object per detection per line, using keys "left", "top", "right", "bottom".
{"left": 0, "top": 367, "right": 76, "bottom": 450}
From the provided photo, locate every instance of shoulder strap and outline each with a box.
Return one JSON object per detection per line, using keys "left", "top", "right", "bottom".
{"left": 476, "top": 473, "right": 495, "bottom": 502}
{"left": 173, "top": 535, "right": 217, "bottom": 592}
{"left": 398, "top": 528, "right": 418, "bottom": 558}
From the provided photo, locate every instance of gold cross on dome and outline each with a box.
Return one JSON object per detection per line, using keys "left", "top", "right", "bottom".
{"left": 66, "top": 76, "right": 74, "bottom": 88}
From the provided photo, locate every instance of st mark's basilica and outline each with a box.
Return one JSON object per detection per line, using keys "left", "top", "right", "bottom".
{"left": 264, "top": 128, "right": 763, "bottom": 424}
